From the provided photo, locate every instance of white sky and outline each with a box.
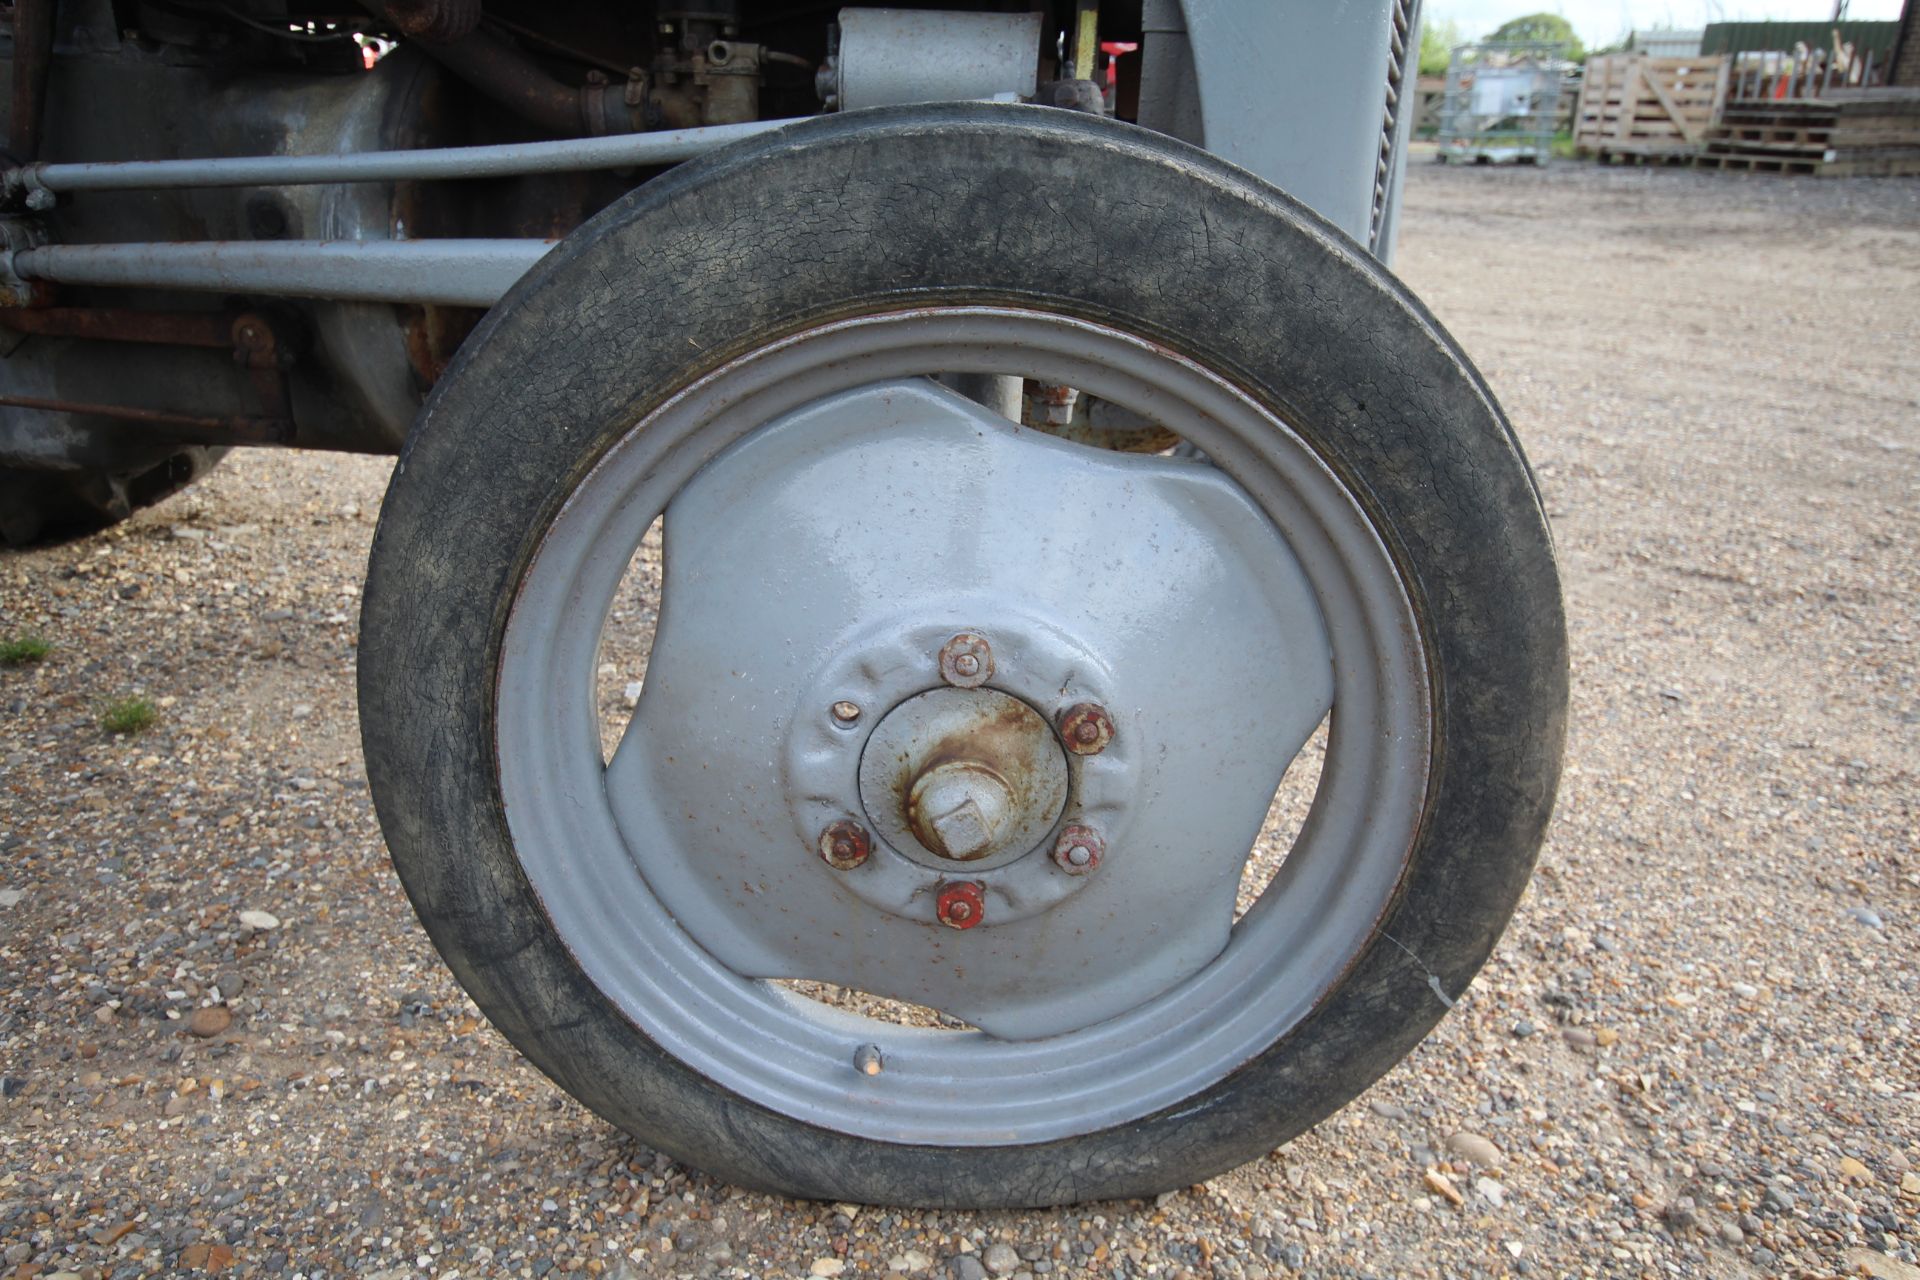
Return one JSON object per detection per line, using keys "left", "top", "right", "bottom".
{"left": 1434, "top": 0, "right": 1905, "bottom": 46}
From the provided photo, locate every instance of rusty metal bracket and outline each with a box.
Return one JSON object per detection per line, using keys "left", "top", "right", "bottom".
{"left": 0, "top": 305, "right": 299, "bottom": 445}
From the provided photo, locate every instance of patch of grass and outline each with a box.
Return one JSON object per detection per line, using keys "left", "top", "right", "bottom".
{"left": 0, "top": 635, "right": 51, "bottom": 665}
{"left": 101, "top": 696, "right": 157, "bottom": 735}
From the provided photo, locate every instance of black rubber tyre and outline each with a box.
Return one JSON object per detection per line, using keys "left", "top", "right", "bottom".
{"left": 0, "top": 448, "right": 225, "bottom": 547}
{"left": 359, "top": 104, "right": 1566, "bottom": 1208}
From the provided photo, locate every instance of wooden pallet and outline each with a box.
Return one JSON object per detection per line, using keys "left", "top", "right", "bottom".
{"left": 1695, "top": 152, "right": 1822, "bottom": 174}
{"left": 1820, "top": 153, "right": 1920, "bottom": 177}
{"left": 1706, "top": 123, "right": 1833, "bottom": 147}
{"left": 1575, "top": 54, "right": 1729, "bottom": 158}
{"left": 1591, "top": 146, "right": 1697, "bottom": 166}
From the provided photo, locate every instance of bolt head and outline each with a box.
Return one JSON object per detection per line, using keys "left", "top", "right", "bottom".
{"left": 935, "top": 881, "right": 986, "bottom": 930}
{"left": 1052, "top": 824, "right": 1104, "bottom": 875}
{"left": 937, "top": 632, "right": 993, "bottom": 688}
{"left": 830, "top": 700, "right": 862, "bottom": 727}
{"left": 909, "top": 760, "right": 1013, "bottom": 862}
{"left": 818, "top": 819, "right": 871, "bottom": 870}
{"left": 1056, "top": 702, "right": 1115, "bottom": 756}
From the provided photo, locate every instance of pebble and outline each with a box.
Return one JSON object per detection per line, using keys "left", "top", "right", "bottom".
{"left": 810, "top": 1260, "right": 846, "bottom": 1278}
{"left": 1474, "top": 1177, "right": 1506, "bottom": 1208}
{"left": 949, "top": 1255, "right": 988, "bottom": 1280}
{"left": 0, "top": 888, "right": 22, "bottom": 908}
{"left": 890, "top": 1252, "right": 933, "bottom": 1274}
{"left": 1424, "top": 1169, "right": 1464, "bottom": 1207}
{"left": 1720, "top": 1224, "right": 1745, "bottom": 1245}
{"left": 982, "top": 1243, "right": 1020, "bottom": 1276}
{"left": 1445, "top": 1131, "right": 1501, "bottom": 1166}
{"left": 1562, "top": 1027, "right": 1596, "bottom": 1050}
{"left": 237, "top": 908, "right": 281, "bottom": 930}
{"left": 186, "top": 1005, "right": 233, "bottom": 1038}
{"left": 1511, "top": 1019, "right": 1537, "bottom": 1038}
{"left": 1847, "top": 906, "right": 1885, "bottom": 928}
{"left": 1731, "top": 982, "right": 1760, "bottom": 999}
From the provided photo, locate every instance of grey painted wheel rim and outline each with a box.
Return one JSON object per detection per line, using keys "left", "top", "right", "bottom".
{"left": 496, "top": 307, "right": 1431, "bottom": 1146}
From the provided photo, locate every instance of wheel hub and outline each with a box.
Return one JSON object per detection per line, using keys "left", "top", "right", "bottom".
{"left": 862, "top": 686, "right": 1068, "bottom": 868}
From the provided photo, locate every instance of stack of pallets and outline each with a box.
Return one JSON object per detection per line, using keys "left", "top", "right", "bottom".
{"left": 1819, "top": 89, "right": 1920, "bottom": 177}
{"left": 1697, "top": 102, "right": 1834, "bottom": 173}
{"left": 1697, "top": 90, "right": 1920, "bottom": 176}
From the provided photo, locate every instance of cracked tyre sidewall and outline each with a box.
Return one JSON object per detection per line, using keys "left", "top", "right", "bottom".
{"left": 358, "top": 104, "right": 1568, "bottom": 1208}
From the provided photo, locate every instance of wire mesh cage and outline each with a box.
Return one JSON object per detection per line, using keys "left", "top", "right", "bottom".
{"left": 1437, "top": 41, "right": 1570, "bottom": 165}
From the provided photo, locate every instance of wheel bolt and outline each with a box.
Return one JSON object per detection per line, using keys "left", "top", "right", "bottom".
{"left": 938, "top": 632, "right": 993, "bottom": 688}
{"left": 1052, "top": 824, "right": 1104, "bottom": 875}
{"left": 853, "top": 1043, "right": 884, "bottom": 1076}
{"left": 830, "top": 700, "right": 862, "bottom": 727}
{"left": 818, "top": 819, "right": 871, "bottom": 870}
{"left": 1057, "top": 702, "right": 1115, "bottom": 756}
{"left": 935, "top": 881, "right": 985, "bottom": 929}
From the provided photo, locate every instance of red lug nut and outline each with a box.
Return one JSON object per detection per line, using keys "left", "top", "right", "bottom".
{"left": 935, "top": 881, "right": 985, "bottom": 930}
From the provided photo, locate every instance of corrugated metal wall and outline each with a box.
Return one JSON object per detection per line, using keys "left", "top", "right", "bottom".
{"left": 1700, "top": 21, "right": 1899, "bottom": 56}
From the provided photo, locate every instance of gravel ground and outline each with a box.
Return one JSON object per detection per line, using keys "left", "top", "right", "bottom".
{"left": 3, "top": 161, "right": 1918, "bottom": 1280}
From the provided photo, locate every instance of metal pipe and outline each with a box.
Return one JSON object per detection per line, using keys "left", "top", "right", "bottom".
{"left": 9, "top": 0, "right": 56, "bottom": 160}
{"left": 412, "top": 20, "right": 609, "bottom": 135}
{"left": 11, "top": 239, "right": 554, "bottom": 307}
{"left": 16, "top": 119, "right": 795, "bottom": 196}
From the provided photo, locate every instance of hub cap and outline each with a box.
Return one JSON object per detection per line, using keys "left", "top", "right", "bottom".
{"left": 863, "top": 686, "right": 1069, "bottom": 867}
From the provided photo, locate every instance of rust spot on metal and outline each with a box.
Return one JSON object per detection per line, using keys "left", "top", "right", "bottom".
{"left": 1056, "top": 702, "right": 1115, "bottom": 756}
{"left": 399, "top": 304, "right": 483, "bottom": 390}
{"left": 817, "top": 819, "right": 871, "bottom": 871}
{"left": 935, "top": 881, "right": 985, "bottom": 930}
{"left": 0, "top": 305, "right": 233, "bottom": 347}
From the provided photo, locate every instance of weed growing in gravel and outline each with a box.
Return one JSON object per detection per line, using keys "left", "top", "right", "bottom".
{"left": 102, "top": 696, "right": 157, "bottom": 734}
{"left": 0, "top": 635, "right": 51, "bottom": 665}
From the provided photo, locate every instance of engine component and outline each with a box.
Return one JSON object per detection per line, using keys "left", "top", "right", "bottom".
{"left": 819, "top": 10, "right": 1041, "bottom": 111}
{"left": 358, "top": 3, "right": 762, "bottom": 136}
{"left": 380, "top": 0, "right": 481, "bottom": 44}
